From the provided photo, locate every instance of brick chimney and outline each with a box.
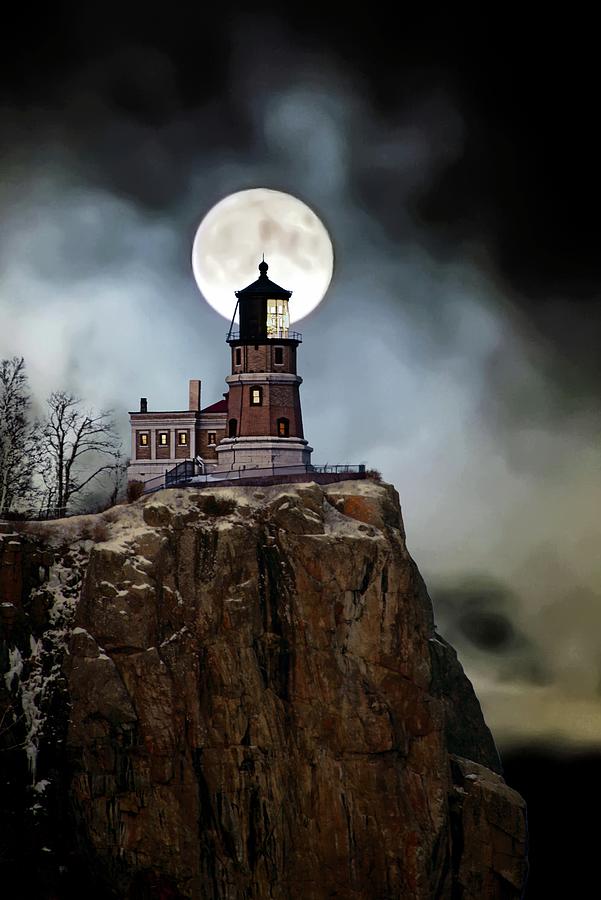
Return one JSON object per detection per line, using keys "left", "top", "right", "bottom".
{"left": 189, "top": 379, "right": 201, "bottom": 411}
{"left": 140, "top": 398, "right": 148, "bottom": 413}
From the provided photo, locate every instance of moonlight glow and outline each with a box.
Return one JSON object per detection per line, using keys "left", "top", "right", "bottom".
{"left": 191, "top": 188, "right": 334, "bottom": 323}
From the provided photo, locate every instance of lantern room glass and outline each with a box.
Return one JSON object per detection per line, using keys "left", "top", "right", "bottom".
{"left": 266, "top": 298, "right": 290, "bottom": 338}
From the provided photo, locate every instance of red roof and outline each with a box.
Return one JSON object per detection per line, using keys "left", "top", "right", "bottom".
{"left": 201, "top": 398, "right": 228, "bottom": 413}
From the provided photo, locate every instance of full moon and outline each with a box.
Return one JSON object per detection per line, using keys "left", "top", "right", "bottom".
{"left": 191, "top": 188, "right": 334, "bottom": 323}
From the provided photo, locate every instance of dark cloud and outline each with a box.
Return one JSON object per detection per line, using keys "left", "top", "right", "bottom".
{"left": 432, "top": 576, "right": 552, "bottom": 686}
{"left": 459, "top": 610, "right": 515, "bottom": 654}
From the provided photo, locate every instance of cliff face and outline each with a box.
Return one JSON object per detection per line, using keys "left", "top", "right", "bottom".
{"left": 0, "top": 481, "right": 527, "bottom": 899}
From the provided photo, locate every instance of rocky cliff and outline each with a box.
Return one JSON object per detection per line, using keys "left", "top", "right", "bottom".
{"left": 0, "top": 480, "right": 527, "bottom": 899}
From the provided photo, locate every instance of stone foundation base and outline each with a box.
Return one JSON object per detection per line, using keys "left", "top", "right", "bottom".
{"left": 215, "top": 436, "right": 313, "bottom": 471}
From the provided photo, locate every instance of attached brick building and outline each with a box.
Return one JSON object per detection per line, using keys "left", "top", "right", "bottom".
{"left": 127, "top": 382, "right": 227, "bottom": 484}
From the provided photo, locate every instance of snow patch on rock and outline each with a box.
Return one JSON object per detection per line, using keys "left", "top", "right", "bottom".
{"left": 3, "top": 549, "right": 88, "bottom": 782}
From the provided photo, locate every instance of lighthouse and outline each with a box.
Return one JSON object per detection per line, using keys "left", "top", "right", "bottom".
{"left": 127, "top": 260, "right": 314, "bottom": 487}
{"left": 215, "top": 260, "right": 313, "bottom": 471}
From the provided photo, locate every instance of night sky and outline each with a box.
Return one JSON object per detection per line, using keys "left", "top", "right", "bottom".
{"left": 1, "top": 7, "right": 599, "bottom": 896}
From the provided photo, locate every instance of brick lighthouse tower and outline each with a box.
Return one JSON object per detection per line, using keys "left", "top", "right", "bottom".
{"left": 216, "top": 260, "right": 313, "bottom": 471}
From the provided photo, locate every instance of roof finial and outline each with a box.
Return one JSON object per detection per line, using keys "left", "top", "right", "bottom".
{"left": 258, "top": 255, "right": 268, "bottom": 275}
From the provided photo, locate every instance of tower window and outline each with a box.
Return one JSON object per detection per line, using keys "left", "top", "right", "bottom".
{"left": 235, "top": 348, "right": 242, "bottom": 366}
{"left": 208, "top": 431, "right": 217, "bottom": 445}
{"left": 178, "top": 432, "right": 188, "bottom": 446}
{"left": 274, "top": 346, "right": 284, "bottom": 365}
{"left": 158, "top": 432, "right": 169, "bottom": 446}
{"left": 277, "top": 417, "right": 290, "bottom": 437}
{"left": 228, "top": 418, "right": 237, "bottom": 438}
{"left": 250, "top": 386, "right": 262, "bottom": 406}
{"left": 138, "top": 432, "right": 149, "bottom": 446}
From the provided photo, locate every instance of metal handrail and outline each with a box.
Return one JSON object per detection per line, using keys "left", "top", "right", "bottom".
{"left": 143, "top": 462, "right": 367, "bottom": 494}
{"left": 0, "top": 506, "right": 70, "bottom": 521}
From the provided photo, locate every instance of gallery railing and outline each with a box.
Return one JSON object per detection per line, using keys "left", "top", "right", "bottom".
{"left": 143, "top": 462, "right": 367, "bottom": 494}
{"left": 226, "top": 331, "right": 303, "bottom": 342}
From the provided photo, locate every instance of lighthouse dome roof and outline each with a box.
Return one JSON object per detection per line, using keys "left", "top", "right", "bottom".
{"left": 235, "top": 260, "right": 292, "bottom": 299}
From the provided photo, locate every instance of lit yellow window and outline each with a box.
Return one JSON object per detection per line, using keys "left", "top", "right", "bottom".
{"left": 251, "top": 387, "right": 262, "bottom": 405}
{"left": 158, "top": 432, "right": 169, "bottom": 446}
{"left": 208, "top": 431, "right": 216, "bottom": 445}
{"left": 178, "top": 432, "right": 188, "bottom": 446}
{"left": 139, "top": 432, "right": 149, "bottom": 446}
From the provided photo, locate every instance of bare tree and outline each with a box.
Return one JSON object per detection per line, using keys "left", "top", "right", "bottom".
{"left": 99, "top": 450, "right": 128, "bottom": 511}
{"left": 36, "top": 392, "right": 122, "bottom": 517}
{"left": 0, "top": 358, "right": 33, "bottom": 515}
